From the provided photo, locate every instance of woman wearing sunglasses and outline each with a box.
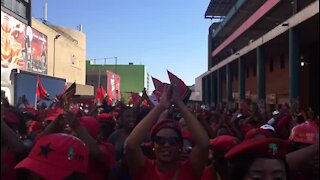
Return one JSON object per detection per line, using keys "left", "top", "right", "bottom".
{"left": 125, "top": 85, "right": 209, "bottom": 180}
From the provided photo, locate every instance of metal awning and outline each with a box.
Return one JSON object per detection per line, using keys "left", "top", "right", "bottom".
{"left": 205, "top": 0, "right": 237, "bottom": 18}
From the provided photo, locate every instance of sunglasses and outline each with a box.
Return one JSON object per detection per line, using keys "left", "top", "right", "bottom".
{"left": 154, "top": 136, "right": 181, "bottom": 146}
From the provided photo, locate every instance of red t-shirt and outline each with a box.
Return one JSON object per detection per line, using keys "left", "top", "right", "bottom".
{"left": 201, "top": 166, "right": 221, "bottom": 180}
{"left": 86, "top": 143, "right": 116, "bottom": 180}
{"left": 1, "top": 149, "right": 17, "bottom": 180}
{"left": 133, "top": 157, "right": 198, "bottom": 180}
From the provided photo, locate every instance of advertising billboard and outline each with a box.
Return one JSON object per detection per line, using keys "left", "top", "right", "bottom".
{"left": 107, "top": 71, "right": 121, "bottom": 100}
{"left": 1, "top": 10, "right": 48, "bottom": 85}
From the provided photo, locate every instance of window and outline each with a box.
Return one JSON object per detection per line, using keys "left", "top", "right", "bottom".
{"left": 71, "top": 55, "right": 78, "bottom": 65}
{"left": 253, "top": 65, "right": 256, "bottom": 76}
{"left": 269, "top": 59, "right": 274, "bottom": 72}
{"left": 246, "top": 67, "right": 250, "bottom": 78}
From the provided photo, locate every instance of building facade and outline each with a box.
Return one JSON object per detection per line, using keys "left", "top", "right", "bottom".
{"left": 1, "top": 2, "right": 92, "bottom": 104}
{"left": 198, "top": 0, "right": 319, "bottom": 114}
{"left": 86, "top": 61, "right": 149, "bottom": 102}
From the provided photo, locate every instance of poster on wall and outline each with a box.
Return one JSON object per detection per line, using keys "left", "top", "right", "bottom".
{"left": 107, "top": 71, "right": 121, "bottom": 100}
{"left": 1, "top": 10, "right": 47, "bottom": 85}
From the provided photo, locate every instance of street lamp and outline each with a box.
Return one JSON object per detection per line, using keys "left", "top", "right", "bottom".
{"left": 53, "top": 34, "right": 61, "bottom": 76}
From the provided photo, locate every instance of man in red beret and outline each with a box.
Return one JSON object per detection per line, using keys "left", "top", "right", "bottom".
{"left": 225, "top": 138, "right": 290, "bottom": 180}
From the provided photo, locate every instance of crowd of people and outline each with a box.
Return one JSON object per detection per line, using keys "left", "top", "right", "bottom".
{"left": 1, "top": 85, "right": 319, "bottom": 180}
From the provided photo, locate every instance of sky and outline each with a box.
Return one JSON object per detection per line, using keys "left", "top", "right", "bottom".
{"left": 32, "top": 0, "right": 211, "bottom": 87}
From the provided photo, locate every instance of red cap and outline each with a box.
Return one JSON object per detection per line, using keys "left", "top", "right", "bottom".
{"left": 96, "top": 113, "right": 114, "bottom": 122}
{"left": 150, "top": 120, "right": 182, "bottom": 142}
{"left": 245, "top": 128, "right": 274, "bottom": 140}
{"left": 225, "top": 138, "right": 289, "bottom": 159}
{"left": 44, "top": 108, "right": 64, "bottom": 122}
{"left": 289, "top": 122, "right": 319, "bottom": 144}
{"left": 80, "top": 116, "right": 100, "bottom": 139}
{"left": 210, "top": 135, "right": 240, "bottom": 152}
{"left": 15, "top": 133, "right": 89, "bottom": 179}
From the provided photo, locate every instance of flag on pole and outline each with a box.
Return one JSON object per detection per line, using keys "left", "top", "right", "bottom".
{"left": 36, "top": 76, "right": 50, "bottom": 100}
{"left": 95, "top": 87, "right": 103, "bottom": 100}
{"left": 167, "top": 70, "right": 191, "bottom": 103}
{"left": 100, "top": 85, "right": 107, "bottom": 98}
{"left": 64, "top": 82, "right": 76, "bottom": 99}
{"left": 131, "top": 92, "right": 140, "bottom": 105}
{"left": 152, "top": 77, "right": 163, "bottom": 90}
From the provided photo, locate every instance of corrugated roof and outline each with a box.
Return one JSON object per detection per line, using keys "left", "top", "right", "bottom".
{"left": 205, "top": 0, "right": 237, "bottom": 18}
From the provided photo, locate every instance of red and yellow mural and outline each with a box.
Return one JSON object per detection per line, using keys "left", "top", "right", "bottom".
{"left": 1, "top": 10, "right": 47, "bottom": 85}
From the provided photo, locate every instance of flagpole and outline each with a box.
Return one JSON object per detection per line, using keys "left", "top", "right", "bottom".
{"left": 35, "top": 90, "right": 37, "bottom": 110}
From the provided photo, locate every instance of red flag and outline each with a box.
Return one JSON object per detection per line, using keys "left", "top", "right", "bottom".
{"left": 36, "top": 76, "right": 50, "bottom": 100}
{"left": 95, "top": 87, "right": 103, "bottom": 100}
{"left": 100, "top": 85, "right": 107, "bottom": 98}
{"left": 131, "top": 92, "right": 140, "bottom": 105}
{"left": 152, "top": 77, "right": 163, "bottom": 90}
{"left": 167, "top": 70, "right": 191, "bottom": 103}
{"left": 64, "top": 82, "right": 76, "bottom": 99}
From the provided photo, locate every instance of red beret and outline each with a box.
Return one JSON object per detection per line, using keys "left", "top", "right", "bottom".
{"left": 210, "top": 135, "right": 240, "bottom": 152}
{"left": 96, "top": 113, "right": 114, "bottom": 122}
{"left": 240, "top": 124, "right": 255, "bottom": 135}
{"left": 80, "top": 116, "right": 100, "bottom": 139}
{"left": 275, "top": 114, "right": 292, "bottom": 133}
{"left": 44, "top": 108, "right": 64, "bottom": 122}
{"left": 150, "top": 120, "right": 182, "bottom": 141}
{"left": 225, "top": 138, "right": 289, "bottom": 159}
{"left": 28, "top": 121, "right": 42, "bottom": 133}
{"left": 245, "top": 128, "right": 274, "bottom": 140}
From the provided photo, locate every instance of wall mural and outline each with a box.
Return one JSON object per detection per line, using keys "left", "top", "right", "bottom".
{"left": 1, "top": 10, "right": 47, "bottom": 85}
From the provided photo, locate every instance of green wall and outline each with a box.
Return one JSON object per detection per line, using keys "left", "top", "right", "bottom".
{"left": 86, "top": 61, "right": 145, "bottom": 101}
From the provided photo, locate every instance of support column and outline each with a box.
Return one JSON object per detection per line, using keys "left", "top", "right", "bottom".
{"left": 202, "top": 77, "right": 206, "bottom": 105}
{"left": 211, "top": 72, "right": 217, "bottom": 108}
{"left": 238, "top": 57, "right": 246, "bottom": 101}
{"left": 207, "top": 74, "right": 212, "bottom": 107}
{"left": 217, "top": 68, "right": 222, "bottom": 107}
{"left": 289, "top": 28, "right": 300, "bottom": 105}
{"left": 257, "top": 46, "right": 266, "bottom": 108}
{"left": 226, "top": 64, "right": 233, "bottom": 109}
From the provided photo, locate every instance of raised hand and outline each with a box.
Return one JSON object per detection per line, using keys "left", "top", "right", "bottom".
{"left": 170, "top": 83, "right": 182, "bottom": 104}
{"left": 159, "top": 85, "right": 172, "bottom": 109}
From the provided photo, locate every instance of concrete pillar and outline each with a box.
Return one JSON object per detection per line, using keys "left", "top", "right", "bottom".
{"left": 226, "top": 64, "right": 233, "bottom": 108}
{"left": 211, "top": 72, "right": 217, "bottom": 108}
{"left": 238, "top": 57, "right": 246, "bottom": 101}
{"left": 202, "top": 77, "right": 206, "bottom": 105}
{"left": 217, "top": 68, "right": 222, "bottom": 106}
{"left": 257, "top": 46, "right": 266, "bottom": 107}
{"left": 207, "top": 74, "right": 212, "bottom": 107}
{"left": 289, "top": 28, "right": 300, "bottom": 105}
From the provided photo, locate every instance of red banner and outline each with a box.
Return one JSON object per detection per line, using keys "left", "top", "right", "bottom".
{"left": 107, "top": 71, "right": 121, "bottom": 100}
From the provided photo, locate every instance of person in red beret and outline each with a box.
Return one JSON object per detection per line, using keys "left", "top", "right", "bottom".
{"left": 202, "top": 135, "right": 240, "bottom": 180}
{"left": 244, "top": 124, "right": 275, "bottom": 140}
{"left": 288, "top": 122, "right": 319, "bottom": 179}
{"left": 225, "top": 138, "right": 290, "bottom": 180}
{"left": 124, "top": 85, "right": 209, "bottom": 180}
